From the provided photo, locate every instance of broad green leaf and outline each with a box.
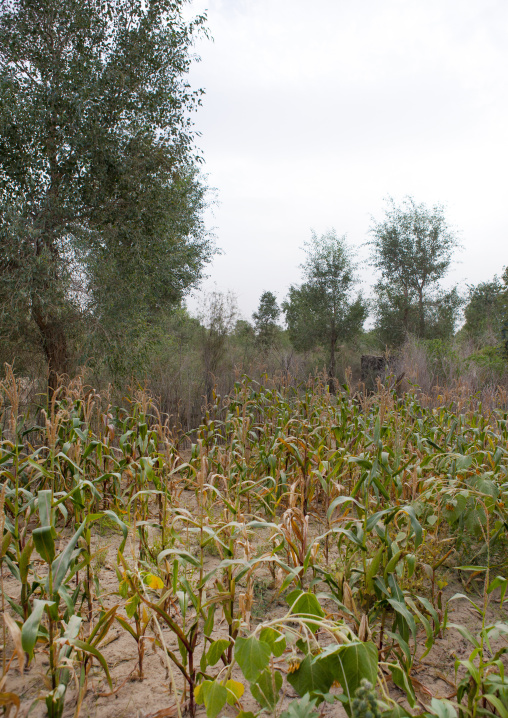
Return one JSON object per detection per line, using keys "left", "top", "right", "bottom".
{"left": 19, "top": 538, "right": 34, "bottom": 583}
{"left": 125, "top": 594, "right": 140, "bottom": 618}
{"left": 235, "top": 636, "right": 271, "bottom": 683}
{"left": 387, "top": 599, "right": 417, "bottom": 642}
{"left": 251, "top": 668, "right": 283, "bottom": 712}
{"left": 287, "top": 654, "right": 335, "bottom": 696}
{"left": 446, "top": 623, "right": 479, "bottom": 649}
{"left": 259, "top": 626, "right": 286, "bottom": 657}
{"left": 488, "top": 575, "right": 508, "bottom": 605}
{"left": 206, "top": 639, "right": 230, "bottom": 666}
{"left": 286, "top": 590, "right": 325, "bottom": 630}
{"left": 318, "top": 641, "right": 378, "bottom": 701}
{"left": 196, "top": 680, "right": 227, "bottom": 718}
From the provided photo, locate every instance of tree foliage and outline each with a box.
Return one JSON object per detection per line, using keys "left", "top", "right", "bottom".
{"left": 369, "top": 197, "right": 460, "bottom": 345}
{"left": 283, "top": 230, "right": 367, "bottom": 389}
{"left": 252, "top": 291, "right": 280, "bottom": 347}
{"left": 0, "top": 0, "right": 214, "bottom": 386}
{"left": 463, "top": 274, "right": 508, "bottom": 345}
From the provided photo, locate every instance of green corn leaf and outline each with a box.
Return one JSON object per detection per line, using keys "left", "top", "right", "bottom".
{"left": 70, "top": 638, "right": 112, "bottom": 688}
{"left": 157, "top": 548, "right": 201, "bottom": 567}
{"left": 484, "top": 694, "right": 508, "bottom": 718}
{"left": 102, "top": 511, "right": 128, "bottom": 553}
{"left": 51, "top": 520, "right": 86, "bottom": 595}
{"left": 38, "top": 490, "right": 52, "bottom": 528}
{"left": 33, "top": 526, "right": 55, "bottom": 564}
{"left": 19, "top": 538, "right": 34, "bottom": 583}
{"left": 21, "top": 599, "right": 55, "bottom": 659}
{"left": 0, "top": 530, "right": 11, "bottom": 559}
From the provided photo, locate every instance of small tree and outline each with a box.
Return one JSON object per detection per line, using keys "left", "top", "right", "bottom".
{"left": 283, "top": 230, "right": 367, "bottom": 391}
{"left": 252, "top": 291, "right": 280, "bottom": 347}
{"left": 369, "top": 197, "right": 460, "bottom": 343}
{"left": 198, "top": 290, "right": 237, "bottom": 402}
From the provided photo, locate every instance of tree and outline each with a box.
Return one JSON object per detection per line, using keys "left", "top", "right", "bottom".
{"left": 0, "top": 0, "right": 214, "bottom": 389}
{"left": 252, "top": 291, "right": 280, "bottom": 347}
{"left": 369, "top": 197, "right": 460, "bottom": 344}
{"left": 283, "top": 230, "right": 367, "bottom": 391}
{"left": 462, "top": 277, "right": 506, "bottom": 344}
{"left": 374, "top": 285, "right": 462, "bottom": 346}
{"left": 198, "top": 289, "right": 237, "bottom": 402}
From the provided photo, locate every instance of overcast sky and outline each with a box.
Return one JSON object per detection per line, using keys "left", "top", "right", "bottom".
{"left": 185, "top": 0, "right": 508, "bottom": 321}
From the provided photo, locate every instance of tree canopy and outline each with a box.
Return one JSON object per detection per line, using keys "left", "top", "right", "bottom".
{"left": 283, "top": 230, "right": 367, "bottom": 390}
{"left": 0, "top": 0, "right": 214, "bottom": 386}
{"left": 369, "top": 196, "right": 460, "bottom": 344}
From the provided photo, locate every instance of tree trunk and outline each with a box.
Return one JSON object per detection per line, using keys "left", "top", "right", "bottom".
{"left": 328, "top": 332, "right": 337, "bottom": 394}
{"left": 417, "top": 288, "right": 425, "bottom": 337}
{"left": 403, "top": 286, "right": 409, "bottom": 334}
{"left": 32, "top": 301, "right": 68, "bottom": 395}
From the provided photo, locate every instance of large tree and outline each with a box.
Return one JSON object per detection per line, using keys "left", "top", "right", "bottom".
{"left": 283, "top": 230, "right": 367, "bottom": 391}
{"left": 0, "top": 0, "right": 214, "bottom": 388}
{"left": 369, "top": 196, "right": 459, "bottom": 344}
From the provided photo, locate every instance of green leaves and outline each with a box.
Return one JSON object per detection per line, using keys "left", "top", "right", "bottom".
{"left": 235, "top": 636, "right": 271, "bottom": 683}
{"left": 286, "top": 590, "right": 325, "bottom": 630}
{"left": 288, "top": 641, "right": 379, "bottom": 711}
{"left": 51, "top": 520, "right": 86, "bottom": 595}
{"left": 287, "top": 654, "right": 335, "bottom": 696}
{"left": 21, "top": 599, "right": 55, "bottom": 659}
{"left": 259, "top": 627, "right": 286, "bottom": 657}
{"left": 195, "top": 681, "right": 227, "bottom": 718}
{"left": 250, "top": 669, "right": 283, "bottom": 712}
{"left": 205, "top": 639, "right": 230, "bottom": 666}
{"left": 320, "top": 642, "right": 378, "bottom": 700}
{"left": 33, "top": 526, "right": 55, "bottom": 564}
{"left": 194, "top": 678, "right": 244, "bottom": 718}
{"left": 280, "top": 695, "right": 320, "bottom": 718}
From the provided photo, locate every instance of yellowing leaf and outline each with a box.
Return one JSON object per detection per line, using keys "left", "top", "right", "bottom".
{"left": 225, "top": 679, "right": 244, "bottom": 705}
{"left": 142, "top": 605, "right": 150, "bottom": 625}
{"left": 145, "top": 574, "right": 164, "bottom": 590}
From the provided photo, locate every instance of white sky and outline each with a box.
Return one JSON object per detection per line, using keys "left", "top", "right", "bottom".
{"left": 185, "top": 0, "right": 508, "bottom": 321}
